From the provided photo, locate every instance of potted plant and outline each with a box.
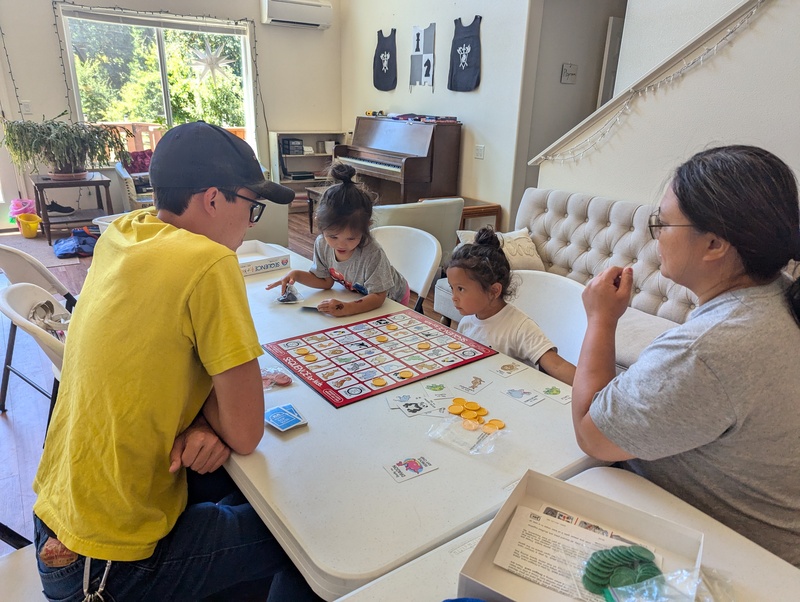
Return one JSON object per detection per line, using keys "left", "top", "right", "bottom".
{"left": 1, "top": 111, "right": 131, "bottom": 179}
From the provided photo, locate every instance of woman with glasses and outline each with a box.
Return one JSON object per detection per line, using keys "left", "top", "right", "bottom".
{"left": 571, "top": 145, "right": 800, "bottom": 567}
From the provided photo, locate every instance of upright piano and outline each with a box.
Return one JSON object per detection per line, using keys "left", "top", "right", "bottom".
{"left": 334, "top": 116, "right": 461, "bottom": 204}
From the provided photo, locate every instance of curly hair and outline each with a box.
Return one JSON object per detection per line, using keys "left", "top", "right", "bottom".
{"left": 446, "top": 227, "right": 514, "bottom": 300}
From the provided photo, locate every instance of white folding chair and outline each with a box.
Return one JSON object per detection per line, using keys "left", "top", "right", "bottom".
{"left": 0, "top": 244, "right": 76, "bottom": 412}
{"left": 371, "top": 226, "right": 442, "bottom": 314}
{"left": 510, "top": 270, "right": 587, "bottom": 365}
{"left": 0, "top": 283, "right": 66, "bottom": 430}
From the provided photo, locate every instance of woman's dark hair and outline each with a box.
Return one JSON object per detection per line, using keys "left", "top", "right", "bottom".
{"left": 672, "top": 145, "right": 800, "bottom": 322}
{"left": 315, "top": 162, "right": 373, "bottom": 247}
{"left": 446, "top": 227, "right": 514, "bottom": 300}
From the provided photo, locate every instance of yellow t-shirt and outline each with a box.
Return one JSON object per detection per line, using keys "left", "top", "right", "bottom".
{"left": 33, "top": 209, "right": 263, "bottom": 561}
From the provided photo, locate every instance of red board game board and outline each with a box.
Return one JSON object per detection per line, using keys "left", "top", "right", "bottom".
{"left": 263, "top": 309, "right": 496, "bottom": 408}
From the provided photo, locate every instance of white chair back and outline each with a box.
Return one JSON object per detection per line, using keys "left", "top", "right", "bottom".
{"left": 371, "top": 226, "right": 442, "bottom": 313}
{"left": 0, "top": 283, "right": 66, "bottom": 372}
{"left": 372, "top": 197, "right": 464, "bottom": 266}
{"left": 115, "top": 161, "right": 138, "bottom": 211}
{"left": 0, "top": 244, "right": 71, "bottom": 299}
{"left": 510, "top": 270, "right": 587, "bottom": 365}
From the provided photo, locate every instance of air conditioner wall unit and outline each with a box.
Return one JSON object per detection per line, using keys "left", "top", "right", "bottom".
{"left": 261, "top": 0, "right": 332, "bottom": 30}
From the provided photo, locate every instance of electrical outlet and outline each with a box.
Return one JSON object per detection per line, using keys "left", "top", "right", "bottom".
{"left": 474, "top": 144, "right": 485, "bottom": 160}
{"left": 20, "top": 100, "right": 32, "bottom": 115}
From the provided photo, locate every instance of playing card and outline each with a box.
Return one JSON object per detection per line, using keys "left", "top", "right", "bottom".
{"left": 455, "top": 375, "right": 492, "bottom": 394}
{"left": 384, "top": 455, "right": 439, "bottom": 482}
{"left": 397, "top": 395, "right": 435, "bottom": 417}
{"left": 490, "top": 360, "right": 529, "bottom": 378}
{"left": 265, "top": 404, "right": 307, "bottom": 431}
{"left": 501, "top": 387, "right": 548, "bottom": 406}
{"left": 542, "top": 385, "right": 572, "bottom": 404}
{"left": 421, "top": 381, "right": 454, "bottom": 400}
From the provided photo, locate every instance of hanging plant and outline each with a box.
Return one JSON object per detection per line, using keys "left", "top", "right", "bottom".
{"left": 1, "top": 110, "right": 132, "bottom": 177}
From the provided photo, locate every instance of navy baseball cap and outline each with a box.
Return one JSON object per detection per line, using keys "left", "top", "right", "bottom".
{"left": 149, "top": 121, "right": 295, "bottom": 205}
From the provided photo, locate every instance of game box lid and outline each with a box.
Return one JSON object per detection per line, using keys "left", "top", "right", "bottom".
{"left": 236, "top": 240, "right": 291, "bottom": 276}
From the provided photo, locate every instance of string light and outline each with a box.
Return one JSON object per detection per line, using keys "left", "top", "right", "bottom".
{"left": 537, "top": 0, "right": 768, "bottom": 165}
{"left": 0, "top": 24, "right": 23, "bottom": 118}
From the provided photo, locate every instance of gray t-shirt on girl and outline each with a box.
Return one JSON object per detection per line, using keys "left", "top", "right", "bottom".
{"left": 310, "top": 235, "right": 408, "bottom": 302}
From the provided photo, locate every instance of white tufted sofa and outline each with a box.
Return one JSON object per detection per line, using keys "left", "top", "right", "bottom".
{"left": 433, "top": 188, "right": 700, "bottom": 372}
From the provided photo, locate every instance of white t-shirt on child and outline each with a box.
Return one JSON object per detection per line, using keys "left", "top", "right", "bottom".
{"left": 457, "top": 303, "right": 555, "bottom": 367}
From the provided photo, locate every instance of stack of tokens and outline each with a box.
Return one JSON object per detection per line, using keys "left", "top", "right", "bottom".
{"left": 582, "top": 545, "right": 661, "bottom": 596}
{"left": 446, "top": 398, "right": 505, "bottom": 434}
{"left": 261, "top": 368, "right": 293, "bottom": 388}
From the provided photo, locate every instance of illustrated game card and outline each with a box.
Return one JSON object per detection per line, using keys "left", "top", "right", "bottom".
{"left": 501, "top": 387, "right": 548, "bottom": 406}
{"left": 384, "top": 455, "right": 439, "bottom": 483}
{"left": 265, "top": 404, "right": 307, "bottom": 431}
{"left": 541, "top": 385, "right": 572, "bottom": 405}
{"left": 454, "top": 375, "right": 492, "bottom": 395}
{"left": 490, "top": 360, "right": 529, "bottom": 378}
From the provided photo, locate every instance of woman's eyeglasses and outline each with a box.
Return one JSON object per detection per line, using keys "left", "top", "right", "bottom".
{"left": 233, "top": 193, "right": 267, "bottom": 223}
{"left": 648, "top": 212, "right": 696, "bottom": 240}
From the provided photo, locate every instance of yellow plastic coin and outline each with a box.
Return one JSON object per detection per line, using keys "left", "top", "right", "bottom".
{"left": 296, "top": 348, "right": 309, "bottom": 355}
{"left": 398, "top": 370, "right": 413, "bottom": 379}
{"left": 477, "top": 416, "right": 485, "bottom": 424}
{"left": 452, "top": 397, "right": 466, "bottom": 405}
{"left": 448, "top": 404, "right": 464, "bottom": 415}
{"left": 417, "top": 342, "right": 431, "bottom": 350}
{"left": 375, "top": 335, "right": 389, "bottom": 342}
{"left": 447, "top": 342, "right": 462, "bottom": 350}
{"left": 464, "top": 401, "right": 481, "bottom": 411}
{"left": 487, "top": 419, "right": 505, "bottom": 429}
{"left": 460, "top": 409, "right": 478, "bottom": 420}
{"left": 302, "top": 354, "right": 317, "bottom": 363}
{"left": 372, "top": 377, "right": 387, "bottom": 387}
{"left": 462, "top": 419, "right": 481, "bottom": 431}
{"left": 476, "top": 407, "right": 488, "bottom": 416}
{"left": 386, "top": 324, "right": 399, "bottom": 330}
{"left": 482, "top": 424, "right": 498, "bottom": 434}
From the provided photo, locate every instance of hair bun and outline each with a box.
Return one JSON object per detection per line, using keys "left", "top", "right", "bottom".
{"left": 473, "top": 226, "right": 501, "bottom": 249}
{"left": 330, "top": 161, "right": 356, "bottom": 184}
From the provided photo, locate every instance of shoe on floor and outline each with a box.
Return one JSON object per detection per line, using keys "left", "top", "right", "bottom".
{"left": 46, "top": 201, "right": 76, "bottom": 216}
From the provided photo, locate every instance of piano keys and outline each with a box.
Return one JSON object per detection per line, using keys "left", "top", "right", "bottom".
{"left": 334, "top": 116, "right": 461, "bottom": 204}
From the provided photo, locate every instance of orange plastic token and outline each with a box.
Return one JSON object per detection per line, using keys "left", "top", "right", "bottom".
{"left": 447, "top": 342, "right": 462, "bottom": 350}
{"left": 372, "top": 377, "right": 387, "bottom": 387}
{"left": 296, "top": 348, "right": 309, "bottom": 355}
{"left": 462, "top": 419, "right": 481, "bottom": 431}
{"left": 460, "top": 409, "right": 478, "bottom": 420}
{"left": 464, "top": 401, "right": 481, "bottom": 411}
{"left": 302, "top": 354, "right": 317, "bottom": 363}
{"left": 448, "top": 404, "right": 464, "bottom": 414}
{"left": 417, "top": 342, "right": 431, "bottom": 350}
{"left": 386, "top": 324, "right": 399, "bottom": 330}
{"left": 375, "top": 335, "right": 389, "bottom": 342}
{"left": 476, "top": 407, "right": 488, "bottom": 416}
{"left": 397, "top": 370, "right": 413, "bottom": 379}
{"left": 482, "top": 424, "right": 498, "bottom": 434}
{"left": 487, "top": 419, "right": 505, "bottom": 429}
{"left": 452, "top": 397, "right": 466, "bottom": 405}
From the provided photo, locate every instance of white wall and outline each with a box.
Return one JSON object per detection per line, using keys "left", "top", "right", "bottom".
{"left": 0, "top": 0, "right": 345, "bottom": 242}
{"left": 339, "top": 0, "right": 532, "bottom": 229}
{"left": 538, "top": 0, "right": 800, "bottom": 205}
{"left": 522, "top": 0, "right": 627, "bottom": 218}
{"left": 614, "top": 0, "right": 742, "bottom": 95}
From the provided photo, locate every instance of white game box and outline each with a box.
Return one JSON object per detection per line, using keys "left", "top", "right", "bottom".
{"left": 236, "top": 241, "right": 290, "bottom": 276}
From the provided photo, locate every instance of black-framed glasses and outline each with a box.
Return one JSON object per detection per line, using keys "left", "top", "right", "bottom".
{"left": 648, "top": 211, "right": 696, "bottom": 240}
{"left": 233, "top": 193, "right": 267, "bottom": 224}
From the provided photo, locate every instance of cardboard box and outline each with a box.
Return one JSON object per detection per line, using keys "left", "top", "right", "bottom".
{"left": 459, "top": 470, "right": 703, "bottom": 601}
{"left": 236, "top": 241, "right": 290, "bottom": 276}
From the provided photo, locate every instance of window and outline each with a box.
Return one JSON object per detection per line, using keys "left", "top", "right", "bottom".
{"left": 61, "top": 8, "right": 253, "bottom": 151}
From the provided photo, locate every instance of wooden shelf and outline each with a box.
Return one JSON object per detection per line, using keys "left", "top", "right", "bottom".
{"left": 284, "top": 153, "right": 333, "bottom": 159}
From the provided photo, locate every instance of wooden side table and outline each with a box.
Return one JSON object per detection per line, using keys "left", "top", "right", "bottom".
{"left": 30, "top": 172, "right": 114, "bottom": 245}
{"left": 305, "top": 185, "right": 331, "bottom": 233}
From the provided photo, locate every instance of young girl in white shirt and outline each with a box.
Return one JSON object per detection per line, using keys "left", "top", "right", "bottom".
{"left": 446, "top": 227, "right": 576, "bottom": 384}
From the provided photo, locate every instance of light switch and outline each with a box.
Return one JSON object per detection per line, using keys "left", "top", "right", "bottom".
{"left": 20, "top": 100, "right": 32, "bottom": 115}
{"left": 474, "top": 145, "right": 485, "bottom": 160}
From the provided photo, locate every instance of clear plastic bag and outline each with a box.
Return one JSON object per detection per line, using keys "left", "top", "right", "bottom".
{"left": 427, "top": 415, "right": 507, "bottom": 455}
{"left": 261, "top": 366, "right": 293, "bottom": 391}
{"left": 604, "top": 567, "right": 734, "bottom": 601}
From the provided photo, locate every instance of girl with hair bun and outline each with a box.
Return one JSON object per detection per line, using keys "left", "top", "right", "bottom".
{"left": 446, "top": 227, "right": 576, "bottom": 384}
{"left": 268, "top": 162, "right": 408, "bottom": 317}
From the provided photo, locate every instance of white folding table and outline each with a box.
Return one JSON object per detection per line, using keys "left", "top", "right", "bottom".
{"left": 226, "top": 247, "right": 600, "bottom": 599}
